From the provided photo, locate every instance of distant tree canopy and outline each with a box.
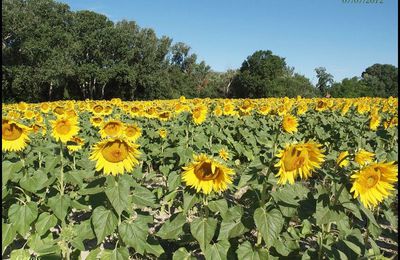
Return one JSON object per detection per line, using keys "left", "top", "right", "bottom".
{"left": 1, "top": 0, "right": 397, "bottom": 102}
{"left": 230, "top": 50, "right": 318, "bottom": 98}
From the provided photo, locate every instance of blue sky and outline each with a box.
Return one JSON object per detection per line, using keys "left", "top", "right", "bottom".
{"left": 60, "top": 0, "right": 397, "bottom": 83}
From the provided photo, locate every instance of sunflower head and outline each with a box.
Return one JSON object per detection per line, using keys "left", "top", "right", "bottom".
{"left": 282, "top": 114, "right": 298, "bottom": 134}
{"left": 182, "top": 154, "right": 235, "bottom": 195}
{"left": 50, "top": 116, "right": 80, "bottom": 143}
{"left": 99, "top": 120, "right": 124, "bottom": 139}
{"left": 67, "top": 136, "right": 85, "bottom": 153}
{"left": 350, "top": 161, "right": 398, "bottom": 209}
{"left": 124, "top": 124, "right": 142, "bottom": 142}
{"left": 159, "top": 128, "right": 168, "bottom": 139}
{"left": 2, "top": 119, "right": 30, "bottom": 152}
{"left": 89, "top": 138, "right": 141, "bottom": 176}
{"left": 369, "top": 114, "right": 380, "bottom": 131}
{"left": 275, "top": 142, "right": 325, "bottom": 185}
{"left": 158, "top": 111, "right": 172, "bottom": 121}
{"left": 192, "top": 105, "right": 207, "bottom": 125}
{"left": 336, "top": 151, "right": 350, "bottom": 168}
{"left": 218, "top": 148, "right": 229, "bottom": 161}
{"left": 354, "top": 149, "right": 374, "bottom": 166}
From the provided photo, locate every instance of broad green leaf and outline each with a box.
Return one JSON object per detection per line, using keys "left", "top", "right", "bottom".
{"left": 84, "top": 248, "right": 101, "bottom": 260}
{"left": 105, "top": 177, "right": 130, "bottom": 215}
{"left": 91, "top": 206, "right": 118, "bottom": 244}
{"left": 131, "top": 186, "right": 156, "bottom": 207}
{"left": 118, "top": 220, "right": 148, "bottom": 255}
{"left": 2, "top": 161, "right": 23, "bottom": 185}
{"left": 273, "top": 238, "right": 291, "bottom": 256}
{"left": 253, "top": 207, "right": 283, "bottom": 248}
{"left": 35, "top": 212, "right": 58, "bottom": 236}
{"left": 65, "top": 170, "right": 84, "bottom": 187}
{"left": 236, "top": 241, "right": 269, "bottom": 260}
{"left": 173, "top": 247, "right": 196, "bottom": 260}
{"left": 47, "top": 194, "right": 71, "bottom": 221}
{"left": 217, "top": 220, "right": 246, "bottom": 240}
{"left": 2, "top": 222, "right": 15, "bottom": 253}
{"left": 168, "top": 171, "right": 181, "bottom": 191}
{"left": 156, "top": 213, "right": 186, "bottom": 240}
{"left": 8, "top": 202, "right": 38, "bottom": 236}
{"left": 110, "top": 247, "right": 130, "bottom": 260}
{"left": 208, "top": 199, "right": 228, "bottom": 218}
{"left": 360, "top": 205, "right": 379, "bottom": 227}
{"left": 204, "top": 240, "right": 230, "bottom": 260}
{"left": 28, "top": 233, "right": 60, "bottom": 256}
{"left": 183, "top": 191, "right": 200, "bottom": 213}
{"left": 190, "top": 217, "right": 218, "bottom": 252}
{"left": 19, "top": 170, "right": 48, "bottom": 192}
{"left": 10, "top": 248, "right": 31, "bottom": 260}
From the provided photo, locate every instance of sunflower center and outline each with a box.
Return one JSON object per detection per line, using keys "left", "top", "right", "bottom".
{"left": 55, "top": 120, "right": 71, "bottom": 135}
{"left": 195, "top": 162, "right": 220, "bottom": 181}
{"left": 2, "top": 123, "right": 23, "bottom": 141}
{"left": 93, "top": 105, "right": 103, "bottom": 113}
{"left": 283, "top": 148, "right": 307, "bottom": 171}
{"left": 193, "top": 109, "right": 202, "bottom": 118}
{"left": 365, "top": 169, "right": 380, "bottom": 188}
{"left": 101, "top": 141, "right": 129, "bottom": 163}
{"left": 104, "top": 123, "right": 121, "bottom": 136}
{"left": 125, "top": 127, "right": 138, "bottom": 137}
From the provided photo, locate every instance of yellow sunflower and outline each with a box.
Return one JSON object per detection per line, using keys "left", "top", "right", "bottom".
{"left": 282, "top": 114, "right": 298, "bottom": 134}
{"left": 192, "top": 105, "right": 207, "bottom": 125}
{"left": 354, "top": 149, "right": 374, "bottom": 166}
{"left": 182, "top": 154, "right": 235, "bottom": 194}
{"left": 223, "top": 102, "right": 237, "bottom": 116}
{"left": 159, "top": 128, "right": 168, "bottom": 139}
{"left": 99, "top": 120, "right": 124, "bottom": 139}
{"left": 369, "top": 114, "right": 380, "bottom": 131}
{"left": 213, "top": 105, "right": 223, "bottom": 117}
{"left": 218, "top": 148, "right": 229, "bottom": 161}
{"left": 336, "top": 151, "right": 350, "bottom": 168}
{"left": 350, "top": 161, "right": 398, "bottom": 209}
{"left": 124, "top": 124, "right": 142, "bottom": 142}
{"left": 315, "top": 100, "right": 328, "bottom": 112}
{"left": 239, "top": 99, "right": 253, "bottom": 115}
{"left": 50, "top": 116, "right": 79, "bottom": 143}
{"left": 158, "top": 111, "right": 172, "bottom": 121}
{"left": 67, "top": 136, "right": 85, "bottom": 153}
{"left": 89, "top": 138, "right": 141, "bottom": 175}
{"left": 30, "top": 123, "right": 47, "bottom": 136}
{"left": 275, "top": 142, "right": 325, "bottom": 185}
{"left": 90, "top": 116, "right": 103, "bottom": 128}
{"left": 2, "top": 119, "right": 31, "bottom": 152}
{"left": 258, "top": 104, "right": 272, "bottom": 115}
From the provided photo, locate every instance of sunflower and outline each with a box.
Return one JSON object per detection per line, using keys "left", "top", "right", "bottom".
{"left": 223, "top": 102, "right": 237, "bottom": 116}
{"left": 213, "top": 105, "right": 223, "bottom": 117}
{"left": 315, "top": 100, "right": 328, "bottom": 112}
{"left": 99, "top": 120, "right": 124, "bottom": 139}
{"left": 91, "top": 104, "right": 104, "bottom": 116}
{"left": 336, "top": 151, "right": 350, "bottom": 168}
{"left": 67, "top": 136, "right": 85, "bottom": 153}
{"left": 159, "top": 128, "right": 168, "bottom": 139}
{"left": 350, "top": 161, "right": 398, "bottom": 209}
{"left": 182, "top": 154, "right": 235, "bottom": 194}
{"left": 2, "top": 119, "right": 31, "bottom": 152}
{"left": 90, "top": 116, "right": 103, "bottom": 128}
{"left": 158, "top": 111, "right": 172, "bottom": 121}
{"left": 282, "top": 114, "right": 298, "bottom": 134}
{"left": 50, "top": 116, "right": 80, "bottom": 143}
{"left": 23, "top": 110, "right": 35, "bottom": 120}
{"left": 192, "top": 105, "right": 207, "bottom": 125}
{"left": 354, "top": 149, "right": 374, "bottom": 166}
{"left": 30, "top": 123, "right": 47, "bottom": 136}
{"left": 90, "top": 138, "right": 141, "bottom": 175}
{"left": 296, "top": 103, "right": 308, "bottom": 115}
{"left": 258, "top": 104, "right": 271, "bottom": 115}
{"left": 239, "top": 99, "right": 253, "bottom": 115}
{"left": 275, "top": 142, "right": 325, "bottom": 185}
{"left": 218, "top": 148, "right": 230, "bottom": 161}
{"left": 124, "top": 124, "right": 142, "bottom": 142}
{"left": 369, "top": 114, "right": 380, "bottom": 131}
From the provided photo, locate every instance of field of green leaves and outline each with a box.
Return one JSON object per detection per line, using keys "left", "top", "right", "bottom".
{"left": 2, "top": 97, "right": 398, "bottom": 259}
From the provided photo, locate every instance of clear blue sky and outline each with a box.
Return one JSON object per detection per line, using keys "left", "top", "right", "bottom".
{"left": 60, "top": 0, "right": 397, "bottom": 83}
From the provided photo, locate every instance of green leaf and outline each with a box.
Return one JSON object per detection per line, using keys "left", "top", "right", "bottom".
{"left": 65, "top": 170, "right": 84, "bottom": 187}
{"left": 2, "top": 222, "right": 15, "bottom": 253}
{"left": 35, "top": 213, "right": 58, "bottom": 236}
{"left": 131, "top": 186, "right": 156, "bottom": 208}
{"left": 19, "top": 170, "right": 48, "bottom": 192}
{"left": 156, "top": 213, "right": 186, "bottom": 240}
{"left": 110, "top": 247, "right": 130, "bottom": 260}
{"left": 173, "top": 247, "right": 196, "bottom": 260}
{"left": 10, "top": 248, "right": 31, "bottom": 260}
{"left": 236, "top": 241, "right": 269, "bottom": 260}
{"left": 47, "top": 194, "right": 71, "bottom": 221}
{"left": 301, "top": 219, "right": 312, "bottom": 236}
{"left": 208, "top": 199, "right": 228, "bottom": 218}
{"left": 28, "top": 233, "right": 60, "bottom": 256}
{"left": 273, "top": 237, "right": 291, "bottom": 256}
{"left": 85, "top": 248, "right": 101, "bottom": 260}
{"left": 91, "top": 206, "right": 118, "bottom": 244}
{"left": 183, "top": 191, "right": 200, "bottom": 213}
{"left": 360, "top": 205, "right": 379, "bottom": 227}
{"left": 190, "top": 217, "right": 218, "bottom": 252}
{"left": 217, "top": 220, "right": 246, "bottom": 240}
{"left": 8, "top": 202, "right": 38, "bottom": 236}
{"left": 253, "top": 207, "right": 283, "bottom": 248}
{"left": 2, "top": 161, "right": 23, "bottom": 185}
{"left": 168, "top": 171, "right": 181, "bottom": 192}
{"left": 204, "top": 240, "right": 230, "bottom": 260}
{"left": 105, "top": 177, "right": 130, "bottom": 215}
{"left": 118, "top": 220, "right": 148, "bottom": 255}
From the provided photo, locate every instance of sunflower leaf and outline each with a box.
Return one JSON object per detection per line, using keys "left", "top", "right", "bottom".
{"left": 2, "top": 222, "right": 16, "bottom": 254}
{"left": 173, "top": 247, "right": 196, "bottom": 260}
{"left": 91, "top": 206, "right": 118, "bottom": 244}
{"left": 204, "top": 240, "right": 230, "bottom": 260}
{"left": 190, "top": 217, "right": 218, "bottom": 253}
{"left": 105, "top": 177, "right": 130, "bottom": 215}
{"left": 47, "top": 194, "right": 71, "bottom": 221}
{"left": 253, "top": 207, "right": 283, "bottom": 248}
{"left": 156, "top": 213, "right": 186, "bottom": 240}
{"left": 35, "top": 212, "right": 58, "bottom": 236}
{"left": 8, "top": 202, "right": 38, "bottom": 236}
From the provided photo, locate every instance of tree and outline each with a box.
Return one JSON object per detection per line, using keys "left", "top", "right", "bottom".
{"left": 230, "top": 50, "right": 287, "bottom": 97}
{"left": 315, "top": 67, "right": 333, "bottom": 96}
{"left": 330, "top": 77, "right": 369, "bottom": 97}
{"left": 361, "top": 64, "right": 398, "bottom": 97}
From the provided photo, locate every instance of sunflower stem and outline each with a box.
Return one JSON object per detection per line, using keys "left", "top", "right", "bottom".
{"left": 332, "top": 181, "right": 346, "bottom": 207}
{"left": 72, "top": 153, "right": 76, "bottom": 170}
{"left": 59, "top": 142, "right": 65, "bottom": 195}
{"left": 203, "top": 194, "right": 209, "bottom": 218}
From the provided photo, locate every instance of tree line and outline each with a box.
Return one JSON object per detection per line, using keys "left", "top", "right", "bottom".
{"left": 2, "top": 0, "right": 398, "bottom": 103}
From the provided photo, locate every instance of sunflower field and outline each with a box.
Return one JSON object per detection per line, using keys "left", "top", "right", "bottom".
{"left": 2, "top": 97, "right": 398, "bottom": 260}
